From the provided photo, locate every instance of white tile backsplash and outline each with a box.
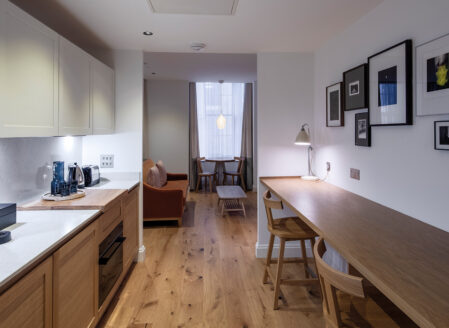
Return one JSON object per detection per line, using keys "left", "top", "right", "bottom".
{"left": 0, "top": 136, "right": 83, "bottom": 204}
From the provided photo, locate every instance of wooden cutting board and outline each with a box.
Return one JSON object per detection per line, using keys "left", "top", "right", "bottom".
{"left": 19, "top": 189, "right": 127, "bottom": 212}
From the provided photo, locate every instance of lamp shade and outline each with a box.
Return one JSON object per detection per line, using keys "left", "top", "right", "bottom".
{"left": 294, "top": 127, "right": 311, "bottom": 145}
{"left": 216, "top": 113, "right": 226, "bottom": 130}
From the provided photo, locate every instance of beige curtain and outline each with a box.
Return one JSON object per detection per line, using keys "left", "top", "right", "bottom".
{"left": 189, "top": 83, "right": 200, "bottom": 190}
{"left": 240, "top": 83, "right": 253, "bottom": 191}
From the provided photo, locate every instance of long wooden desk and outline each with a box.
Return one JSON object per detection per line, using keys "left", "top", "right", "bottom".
{"left": 260, "top": 177, "right": 449, "bottom": 328}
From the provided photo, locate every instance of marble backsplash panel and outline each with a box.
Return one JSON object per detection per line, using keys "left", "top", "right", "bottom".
{"left": 0, "top": 137, "right": 82, "bottom": 204}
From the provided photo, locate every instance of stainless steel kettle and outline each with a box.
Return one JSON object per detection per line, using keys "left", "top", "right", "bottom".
{"left": 68, "top": 162, "right": 85, "bottom": 189}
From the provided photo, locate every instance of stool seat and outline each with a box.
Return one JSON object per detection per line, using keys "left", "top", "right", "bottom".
{"left": 269, "top": 217, "right": 317, "bottom": 240}
{"left": 199, "top": 171, "right": 215, "bottom": 176}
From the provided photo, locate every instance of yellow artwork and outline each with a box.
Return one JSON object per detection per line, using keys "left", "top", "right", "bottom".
{"left": 436, "top": 64, "right": 448, "bottom": 87}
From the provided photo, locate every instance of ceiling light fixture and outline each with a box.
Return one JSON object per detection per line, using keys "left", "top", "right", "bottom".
{"left": 143, "top": 31, "right": 153, "bottom": 36}
{"left": 191, "top": 42, "right": 206, "bottom": 52}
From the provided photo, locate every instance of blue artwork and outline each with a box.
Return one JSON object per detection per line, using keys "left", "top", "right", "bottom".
{"left": 378, "top": 66, "right": 397, "bottom": 107}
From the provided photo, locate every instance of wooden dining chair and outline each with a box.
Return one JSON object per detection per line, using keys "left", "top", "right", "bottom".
{"left": 262, "top": 190, "right": 319, "bottom": 310}
{"left": 223, "top": 156, "right": 246, "bottom": 191}
{"left": 313, "top": 237, "right": 417, "bottom": 328}
{"left": 196, "top": 157, "right": 218, "bottom": 193}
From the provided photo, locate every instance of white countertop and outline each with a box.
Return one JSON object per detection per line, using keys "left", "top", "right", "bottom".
{"left": 86, "top": 178, "right": 139, "bottom": 191}
{"left": 0, "top": 209, "right": 99, "bottom": 290}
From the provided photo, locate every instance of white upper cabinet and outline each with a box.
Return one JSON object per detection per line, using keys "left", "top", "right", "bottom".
{"left": 0, "top": 1, "right": 115, "bottom": 138}
{"left": 91, "top": 58, "right": 115, "bottom": 135}
{"left": 59, "top": 37, "right": 92, "bottom": 136}
{"left": 0, "top": 1, "right": 59, "bottom": 137}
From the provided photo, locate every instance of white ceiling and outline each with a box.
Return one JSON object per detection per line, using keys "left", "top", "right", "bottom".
{"left": 144, "top": 52, "right": 256, "bottom": 81}
{"left": 11, "top": 0, "right": 383, "bottom": 54}
{"left": 148, "top": 0, "right": 239, "bottom": 15}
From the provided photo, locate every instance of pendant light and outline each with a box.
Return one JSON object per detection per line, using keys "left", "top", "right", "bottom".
{"left": 216, "top": 80, "right": 226, "bottom": 130}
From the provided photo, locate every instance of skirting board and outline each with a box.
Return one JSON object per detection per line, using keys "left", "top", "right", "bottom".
{"left": 255, "top": 241, "right": 313, "bottom": 259}
{"left": 137, "top": 245, "right": 146, "bottom": 262}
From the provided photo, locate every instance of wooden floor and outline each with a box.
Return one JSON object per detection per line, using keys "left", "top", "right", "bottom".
{"left": 98, "top": 191, "right": 417, "bottom": 328}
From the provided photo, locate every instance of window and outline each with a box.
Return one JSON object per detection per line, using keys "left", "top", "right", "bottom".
{"left": 196, "top": 82, "right": 244, "bottom": 158}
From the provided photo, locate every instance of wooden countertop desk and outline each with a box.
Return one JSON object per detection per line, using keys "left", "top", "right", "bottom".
{"left": 260, "top": 177, "right": 449, "bottom": 328}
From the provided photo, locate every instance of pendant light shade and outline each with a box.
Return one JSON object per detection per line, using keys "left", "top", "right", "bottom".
{"left": 217, "top": 113, "right": 226, "bottom": 130}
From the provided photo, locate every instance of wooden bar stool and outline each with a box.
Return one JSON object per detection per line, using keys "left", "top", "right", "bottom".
{"left": 195, "top": 157, "right": 218, "bottom": 192}
{"left": 262, "top": 190, "right": 319, "bottom": 310}
{"left": 313, "top": 237, "right": 417, "bottom": 328}
{"left": 223, "top": 156, "right": 246, "bottom": 191}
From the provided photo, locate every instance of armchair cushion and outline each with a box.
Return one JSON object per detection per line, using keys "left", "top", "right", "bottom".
{"left": 156, "top": 160, "right": 167, "bottom": 186}
{"left": 148, "top": 166, "right": 162, "bottom": 188}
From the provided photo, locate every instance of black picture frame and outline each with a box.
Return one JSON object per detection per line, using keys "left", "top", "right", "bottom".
{"left": 343, "top": 64, "right": 368, "bottom": 111}
{"left": 368, "top": 39, "right": 413, "bottom": 126}
{"left": 434, "top": 120, "right": 449, "bottom": 151}
{"left": 355, "top": 112, "right": 371, "bottom": 147}
{"left": 326, "top": 82, "right": 344, "bottom": 127}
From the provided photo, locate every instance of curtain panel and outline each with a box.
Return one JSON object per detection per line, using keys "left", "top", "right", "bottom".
{"left": 241, "top": 83, "right": 253, "bottom": 191}
{"left": 189, "top": 82, "right": 200, "bottom": 190}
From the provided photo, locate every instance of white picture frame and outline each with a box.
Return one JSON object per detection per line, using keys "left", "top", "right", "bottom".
{"left": 417, "top": 33, "right": 449, "bottom": 116}
{"left": 326, "top": 82, "right": 344, "bottom": 127}
{"left": 368, "top": 40, "right": 413, "bottom": 126}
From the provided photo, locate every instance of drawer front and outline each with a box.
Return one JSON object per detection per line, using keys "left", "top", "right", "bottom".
{"left": 123, "top": 187, "right": 139, "bottom": 268}
{"left": 98, "top": 201, "right": 122, "bottom": 242}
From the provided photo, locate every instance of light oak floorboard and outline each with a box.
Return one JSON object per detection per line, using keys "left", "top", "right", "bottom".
{"left": 98, "top": 192, "right": 411, "bottom": 328}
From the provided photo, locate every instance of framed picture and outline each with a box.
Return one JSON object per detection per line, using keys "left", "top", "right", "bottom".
{"left": 355, "top": 112, "right": 371, "bottom": 147}
{"left": 368, "top": 40, "right": 413, "bottom": 126}
{"left": 343, "top": 64, "right": 368, "bottom": 111}
{"left": 417, "top": 33, "right": 449, "bottom": 116}
{"left": 434, "top": 121, "right": 449, "bottom": 150}
{"left": 326, "top": 82, "right": 344, "bottom": 127}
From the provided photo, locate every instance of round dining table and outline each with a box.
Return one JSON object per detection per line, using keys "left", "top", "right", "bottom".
{"left": 205, "top": 157, "right": 235, "bottom": 185}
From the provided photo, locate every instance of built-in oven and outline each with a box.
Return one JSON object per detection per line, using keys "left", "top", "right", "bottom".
{"left": 98, "top": 222, "right": 125, "bottom": 307}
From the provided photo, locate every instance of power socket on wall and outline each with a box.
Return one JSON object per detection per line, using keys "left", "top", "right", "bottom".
{"left": 350, "top": 168, "right": 360, "bottom": 180}
{"left": 100, "top": 155, "right": 114, "bottom": 168}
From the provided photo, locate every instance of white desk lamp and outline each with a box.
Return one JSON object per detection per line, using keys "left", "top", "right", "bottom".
{"left": 295, "top": 124, "right": 319, "bottom": 181}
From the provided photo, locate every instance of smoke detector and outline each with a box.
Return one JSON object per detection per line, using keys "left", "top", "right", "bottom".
{"left": 191, "top": 42, "right": 206, "bottom": 51}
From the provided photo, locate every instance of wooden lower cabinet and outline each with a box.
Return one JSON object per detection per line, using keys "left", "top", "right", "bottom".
{"left": 53, "top": 221, "right": 98, "bottom": 328}
{"left": 123, "top": 186, "right": 139, "bottom": 269}
{"left": 0, "top": 257, "right": 53, "bottom": 328}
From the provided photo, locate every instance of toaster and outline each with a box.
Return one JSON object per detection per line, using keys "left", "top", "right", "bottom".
{"left": 82, "top": 165, "right": 100, "bottom": 187}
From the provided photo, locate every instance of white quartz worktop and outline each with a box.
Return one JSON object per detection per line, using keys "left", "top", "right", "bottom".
{"left": 0, "top": 209, "right": 99, "bottom": 290}
{"left": 86, "top": 178, "right": 139, "bottom": 191}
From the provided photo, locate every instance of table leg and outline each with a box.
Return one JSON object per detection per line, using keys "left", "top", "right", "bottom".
{"left": 241, "top": 200, "right": 246, "bottom": 218}
{"left": 221, "top": 201, "right": 225, "bottom": 216}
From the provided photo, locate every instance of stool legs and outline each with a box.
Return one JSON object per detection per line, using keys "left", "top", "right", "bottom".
{"left": 274, "top": 238, "right": 286, "bottom": 310}
{"left": 263, "top": 234, "right": 275, "bottom": 284}
{"left": 301, "top": 239, "right": 310, "bottom": 278}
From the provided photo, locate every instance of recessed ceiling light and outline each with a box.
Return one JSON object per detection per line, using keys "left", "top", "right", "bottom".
{"left": 143, "top": 31, "right": 153, "bottom": 36}
{"left": 152, "top": 72, "right": 156, "bottom": 75}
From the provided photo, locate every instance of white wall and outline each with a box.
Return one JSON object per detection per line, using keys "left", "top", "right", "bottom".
{"left": 143, "top": 80, "right": 189, "bottom": 174}
{"left": 313, "top": 0, "right": 449, "bottom": 233}
{"left": 0, "top": 136, "right": 82, "bottom": 204}
{"left": 256, "top": 53, "right": 314, "bottom": 257}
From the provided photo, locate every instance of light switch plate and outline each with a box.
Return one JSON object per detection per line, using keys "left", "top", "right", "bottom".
{"left": 100, "top": 155, "right": 114, "bottom": 168}
{"left": 350, "top": 168, "right": 360, "bottom": 180}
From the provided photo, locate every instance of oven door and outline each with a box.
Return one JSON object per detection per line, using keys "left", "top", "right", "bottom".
{"left": 99, "top": 223, "right": 125, "bottom": 307}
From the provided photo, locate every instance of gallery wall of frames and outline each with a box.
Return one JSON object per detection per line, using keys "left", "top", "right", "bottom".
{"left": 325, "top": 33, "right": 449, "bottom": 151}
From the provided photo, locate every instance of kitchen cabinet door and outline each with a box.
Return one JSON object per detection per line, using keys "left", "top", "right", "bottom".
{"left": 0, "top": 1, "right": 59, "bottom": 137}
{"left": 59, "top": 37, "right": 92, "bottom": 136}
{"left": 0, "top": 257, "right": 53, "bottom": 328}
{"left": 123, "top": 185, "right": 139, "bottom": 270}
{"left": 91, "top": 58, "right": 115, "bottom": 135}
{"left": 53, "top": 221, "right": 98, "bottom": 328}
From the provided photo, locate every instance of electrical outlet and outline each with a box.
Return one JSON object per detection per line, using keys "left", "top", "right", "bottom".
{"left": 326, "top": 162, "right": 331, "bottom": 172}
{"left": 350, "top": 168, "right": 360, "bottom": 180}
{"left": 100, "top": 154, "right": 114, "bottom": 168}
